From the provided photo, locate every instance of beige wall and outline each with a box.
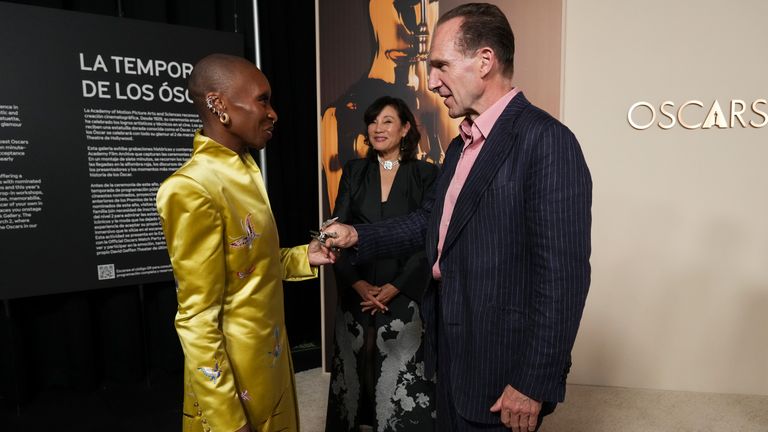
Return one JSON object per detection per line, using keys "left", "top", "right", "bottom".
{"left": 563, "top": 0, "right": 768, "bottom": 395}
{"left": 501, "top": 0, "right": 562, "bottom": 118}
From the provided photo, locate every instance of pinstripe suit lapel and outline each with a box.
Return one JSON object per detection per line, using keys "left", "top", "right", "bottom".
{"left": 426, "top": 136, "right": 462, "bottom": 265}
{"left": 441, "top": 93, "right": 531, "bottom": 254}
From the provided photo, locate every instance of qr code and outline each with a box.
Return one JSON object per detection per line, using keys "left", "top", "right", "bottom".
{"left": 97, "top": 264, "right": 116, "bottom": 280}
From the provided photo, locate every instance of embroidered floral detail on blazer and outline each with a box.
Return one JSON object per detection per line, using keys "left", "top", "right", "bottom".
{"left": 267, "top": 326, "right": 282, "bottom": 367}
{"left": 229, "top": 213, "right": 260, "bottom": 249}
{"left": 198, "top": 359, "right": 222, "bottom": 384}
{"left": 239, "top": 389, "right": 251, "bottom": 401}
{"left": 236, "top": 265, "right": 256, "bottom": 279}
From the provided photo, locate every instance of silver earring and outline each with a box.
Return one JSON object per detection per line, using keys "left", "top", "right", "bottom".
{"left": 206, "top": 96, "right": 222, "bottom": 116}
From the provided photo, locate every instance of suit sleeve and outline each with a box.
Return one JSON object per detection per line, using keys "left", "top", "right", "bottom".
{"left": 514, "top": 121, "right": 592, "bottom": 402}
{"left": 391, "top": 163, "right": 440, "bottom": 301}
{"left": 156, "top": 175, "right": 247, "bottom": 432}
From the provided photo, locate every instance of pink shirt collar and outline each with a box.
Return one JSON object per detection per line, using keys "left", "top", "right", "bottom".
{"left": 459, "top": 87, "right": 520, "bottom": 147}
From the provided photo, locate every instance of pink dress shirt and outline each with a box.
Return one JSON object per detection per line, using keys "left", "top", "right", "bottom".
{"left": 432, "top": 88, "right": 520, "bottom": 279}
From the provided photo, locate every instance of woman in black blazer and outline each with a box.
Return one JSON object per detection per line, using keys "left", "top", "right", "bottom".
{"left": 325, "top": 96, "right": 439, "bottom": 432}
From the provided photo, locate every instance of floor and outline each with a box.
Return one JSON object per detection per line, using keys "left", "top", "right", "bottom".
{"left": 3, "top": 367, "right": 766, "bottom": 431}
{"left": 296, "top": 368, "right": 768, "bottom": 432}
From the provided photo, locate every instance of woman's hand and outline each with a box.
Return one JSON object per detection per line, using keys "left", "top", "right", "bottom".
{"left": 352, "top": 281, "right": 386, "bottom": 312}
{"left": 361, "top": 283, "right": 399, "bottom": 315}
{"left": 308, "top": 238, "right": 336, "bottom": 265}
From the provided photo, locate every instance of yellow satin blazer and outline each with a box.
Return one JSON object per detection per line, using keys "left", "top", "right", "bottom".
{"left": 157, "top": 131, "right": 316, "bottom": 432}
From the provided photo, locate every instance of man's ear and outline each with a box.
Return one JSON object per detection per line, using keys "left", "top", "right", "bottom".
{"left": 478, "top": 47, "right": 495, "bottom": 78}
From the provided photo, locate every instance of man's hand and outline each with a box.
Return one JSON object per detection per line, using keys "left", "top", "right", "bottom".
{"left": 321, "top": 222, "right": 358, "bottom": 249}
{"left": 361, "top": 283, "right": 399, "bottom": 315}
{"left": 308, "top": 238, "right": 336, "bottom": 266}
{"left": 490, "top": 385, "right": 542, "bottom": 431}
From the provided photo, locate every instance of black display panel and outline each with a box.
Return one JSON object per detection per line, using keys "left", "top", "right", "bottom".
{"left": 0, "top": 3, "right": 243, "bottom": 298}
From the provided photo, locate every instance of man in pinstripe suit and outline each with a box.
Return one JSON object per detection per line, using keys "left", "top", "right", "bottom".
{"left": 324, "top": 3, "right": 591, "bottom": 431}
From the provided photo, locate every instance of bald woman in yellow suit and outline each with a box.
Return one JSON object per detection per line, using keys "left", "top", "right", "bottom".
{"left": 157, "top": 54, "right": 334, "bottom": 432}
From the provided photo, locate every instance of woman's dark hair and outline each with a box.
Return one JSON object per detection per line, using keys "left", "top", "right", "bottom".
{"left": 363, "top": 96, "right": 421, "bottom": 161}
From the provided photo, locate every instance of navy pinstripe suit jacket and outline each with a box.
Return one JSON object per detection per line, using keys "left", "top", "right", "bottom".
{"left": 354, "top": 92, "right": 592, "bottom": 423}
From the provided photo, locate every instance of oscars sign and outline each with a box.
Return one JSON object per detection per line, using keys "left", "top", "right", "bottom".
{"left": 627, "top": 98, "right": 768, "bottom": 130}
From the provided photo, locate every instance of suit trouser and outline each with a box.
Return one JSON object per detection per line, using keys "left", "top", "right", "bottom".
{"left": 435, "top": 302, "right": 554, "bottom": 431}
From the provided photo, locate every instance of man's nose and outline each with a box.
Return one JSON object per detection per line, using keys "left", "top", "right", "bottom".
{"left": 428, "top": 69, "right": 441, "bottom": 93}
{"left": 268, "top": 107, "right": 278, "bottom": 124}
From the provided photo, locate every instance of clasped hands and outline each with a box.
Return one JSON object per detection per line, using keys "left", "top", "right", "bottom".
{"left": 352, "top": 281, "right": 398, "bottom": 315}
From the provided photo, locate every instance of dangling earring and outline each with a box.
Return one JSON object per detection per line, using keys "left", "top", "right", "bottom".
{"left": 400, "top": 137, "right": 406, "bottom": 153}
{"left": 219, "top": 112, "right": 230, "bottom": 125}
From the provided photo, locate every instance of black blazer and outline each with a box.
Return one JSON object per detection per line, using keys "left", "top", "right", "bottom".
{"left": 354, "top": 93, "right": 592, "bottom": 423}
{"left": 333, "top": 157, "right": 439, "bottom": 302}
